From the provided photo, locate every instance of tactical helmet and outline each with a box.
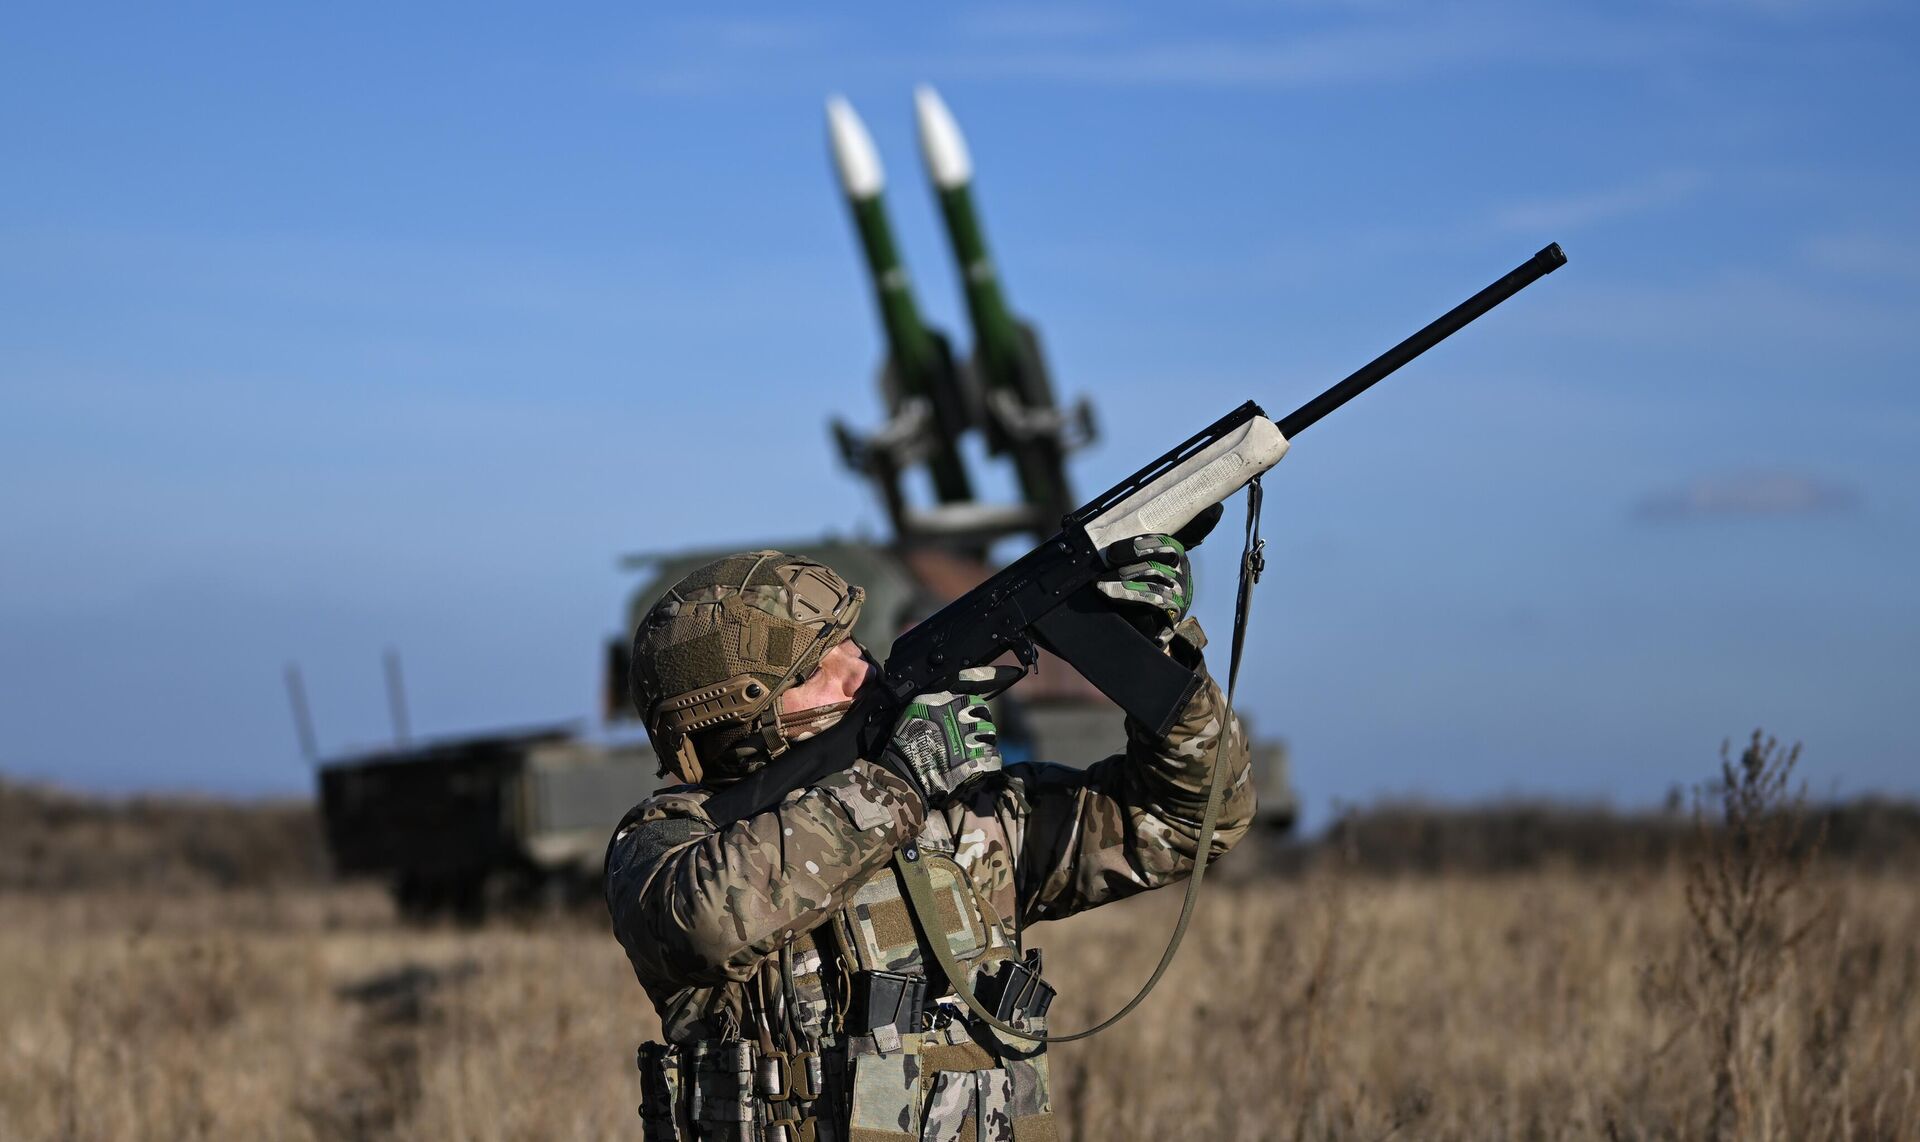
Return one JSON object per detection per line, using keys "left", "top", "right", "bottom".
{"left": 630, "top": 551, "right": 865, "bottom": 784}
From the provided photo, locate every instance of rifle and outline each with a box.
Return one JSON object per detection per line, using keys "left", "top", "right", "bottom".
{"left": 706, "top": 242, "right": 1567, "bottom": 826}
{"left": 703, "top": 242, "right": 1567, "bottom": 1042}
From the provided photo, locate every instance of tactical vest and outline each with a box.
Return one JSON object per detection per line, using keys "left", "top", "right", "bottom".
{"left": 635, "top": 814, "right": 1058, "bottom": 1142}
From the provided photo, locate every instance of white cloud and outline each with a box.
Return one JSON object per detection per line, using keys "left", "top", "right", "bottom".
{"left": 1529, "top": 272, "right": 1915, "bottom": 350}
{"left": 952, "top": 24, "right": 1512, "bottom": 88}
{"left": 1494, "top": 170, "right": 1707, "bottom": 234}
{"left": 621, "top": 15, "right": 838, "bottom": 96}
{"left": 941, "top": 5, "right": 1736, "bottom": 90}
{"left": 1634, "top": 471, "right": 1860, "bottom": 520}
{"left": 1802, "top": 233, "right": 1920, "bottom": 282}
{"left": 1680, "top": 0, "right": 1892, "bottom": 17}
{"left": 611, "top": 1, "right": 1895, "bottom": 101}
{"left": 955, "top": 6, "right": 1129, "bottom": 42}
{"left": 700, "top": 17, "right": 826, "bottom": 52}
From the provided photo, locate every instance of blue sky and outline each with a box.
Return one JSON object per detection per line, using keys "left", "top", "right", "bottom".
{"left": 2, "top": 3, "right": 1914, "bottom": 825}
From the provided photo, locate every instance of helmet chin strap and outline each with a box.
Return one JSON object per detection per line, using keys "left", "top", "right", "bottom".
{"left": 775, "top": 700, "right": 856, "bottom": 742}
{"left": 767, "top": 641, "right": 878, "bottom": 747}
{"left": 671, "top": 735, "right": 703, "bottom": 785}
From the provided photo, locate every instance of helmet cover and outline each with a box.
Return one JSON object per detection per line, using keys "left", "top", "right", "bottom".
{"left": 630, "top": 551, "right": 864, "bottom": 783}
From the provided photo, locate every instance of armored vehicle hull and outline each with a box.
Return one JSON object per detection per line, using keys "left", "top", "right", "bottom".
{"left": 318, "top": 725, "right": 663, "bottom": 920}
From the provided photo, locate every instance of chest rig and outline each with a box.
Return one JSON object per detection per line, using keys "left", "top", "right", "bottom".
{"left": 636, "top": 814, "right": 1059, "bottom": 1142}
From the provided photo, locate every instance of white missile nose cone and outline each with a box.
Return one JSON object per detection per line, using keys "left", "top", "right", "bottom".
{"left": 825, "top": 95, "right": 885, "bottom": 199}
{"left": 913, "top": 84, "right": 972, "bottom": 190}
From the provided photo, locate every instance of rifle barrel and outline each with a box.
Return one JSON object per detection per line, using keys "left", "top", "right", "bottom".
{"left": 1276, "top": 243, "right": 1566, "bottom": 441}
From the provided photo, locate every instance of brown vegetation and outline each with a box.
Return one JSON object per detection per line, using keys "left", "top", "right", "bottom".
{"left": 1301, "top": 795, "right": 1920, "bottom": 876}
{"left": 1, "top": 772, "right": 1916, "bottom": 1140}
{"left": 0, "top": 777, "right": 324, "bottom": 893}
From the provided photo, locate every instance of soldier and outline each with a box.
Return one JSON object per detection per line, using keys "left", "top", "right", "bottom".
{"left": 606, "top": 543, "right": 1254, "bottom": 1141}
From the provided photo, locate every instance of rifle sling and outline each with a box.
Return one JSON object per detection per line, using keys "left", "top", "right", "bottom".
{"left": 893, "top": 476, "right": 1265, "bottom": 1044}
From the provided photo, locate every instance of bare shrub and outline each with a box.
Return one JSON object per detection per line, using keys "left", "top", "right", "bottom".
{"left": 1679, "top": 731, "right": 1822, "bottom": 1141}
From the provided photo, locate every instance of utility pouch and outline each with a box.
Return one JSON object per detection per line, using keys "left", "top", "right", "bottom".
{"left": 636, "top": 1041, "right": 688, "bottom": 1141}
{"left": 849, "top": 969, "right": 926, "bottom": 1054}
{"left": 921, "top": 1067, "right": 1019, "bottom": 1142}
{"left": 846, "top": 1049, "right": 924, "bottom": 1142}
{"left": 687, "top": 1040, "right": 757, "bottom": 1139}
{"left": 971, "top": 949, "right": 1055, "bottom": 1023}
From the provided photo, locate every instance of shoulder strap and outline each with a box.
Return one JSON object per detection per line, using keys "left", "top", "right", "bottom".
{"left": 894, "top": 477, "right": 1266, "bottom": 1044}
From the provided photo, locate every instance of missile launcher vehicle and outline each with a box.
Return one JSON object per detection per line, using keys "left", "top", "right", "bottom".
{"left": 311, "top": 87, "right": 1296, "bottom": 920}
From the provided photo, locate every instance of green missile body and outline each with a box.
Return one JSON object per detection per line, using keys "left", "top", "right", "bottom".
{"left": 826, "top": 96, "right": 976, "bottom": 506}
{"left": 914, "top": 85, "right": 1081, "bottom": 522}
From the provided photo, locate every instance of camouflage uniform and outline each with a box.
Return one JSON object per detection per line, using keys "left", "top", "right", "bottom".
{"left": 608, "top": 617, "right": 1253, "bottom": 1142}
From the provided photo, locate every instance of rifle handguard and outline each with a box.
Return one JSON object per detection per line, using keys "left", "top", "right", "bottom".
{"left": 1079, "top": 413, "right": 1287, "bottom": 552}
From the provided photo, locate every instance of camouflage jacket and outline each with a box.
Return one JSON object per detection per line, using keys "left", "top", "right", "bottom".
{"left": 606, "top": 620, "right": 1254, "bottom": 1141}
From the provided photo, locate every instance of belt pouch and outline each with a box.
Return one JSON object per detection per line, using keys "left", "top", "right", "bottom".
{"left": 637, "top": 1042, "right": 688, "bottom": 1141}
{"left": 690, "top": 1040, "right": 756, "bottom": 1139}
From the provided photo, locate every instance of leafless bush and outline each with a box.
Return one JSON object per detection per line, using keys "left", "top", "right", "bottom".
{"left": 1681, "top": 731, "right": 1822, "bottom": 1140}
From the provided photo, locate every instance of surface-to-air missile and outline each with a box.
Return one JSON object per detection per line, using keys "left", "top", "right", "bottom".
{"left": 914, "top": 85, "right": 1093, "bottom": 529}
{"left": 828, "top": 91, "right": 1095, "bottom": 548}
{"left": 824, "top": 97, "right": 982, "bottom": 540}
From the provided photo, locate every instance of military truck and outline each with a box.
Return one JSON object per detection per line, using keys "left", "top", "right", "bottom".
{"left": 314, "top": 724, "right": 656, "bottom": 920}
{"left": 309, "top": 87, "right": 1294, "bottom": 919}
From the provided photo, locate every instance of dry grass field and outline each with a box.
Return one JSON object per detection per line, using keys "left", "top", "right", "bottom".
{"left": 3, "top": 868, "right": 1915, "bottom": 1140}
{"left": 3, "top": 757, "right": 1917, "bottom": 1141}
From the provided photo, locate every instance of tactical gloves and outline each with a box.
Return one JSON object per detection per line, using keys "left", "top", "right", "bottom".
{"left": 879, "top": 666, "right": 1020, "bottom": 808}
{"left": 871, "top": 532, "right": 1195, "bottom": 808}
{"left": 1096, "top": 533, "right": 1194, "bottom": 646}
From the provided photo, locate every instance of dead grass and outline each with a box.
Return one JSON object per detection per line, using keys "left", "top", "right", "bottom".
{"left": 0, "top": 778, "right": 324, "bottom": 893}
{"left": 2, "top": 763, "right": 1915, "bottom": 1140}
{"left": 2, "top": 864, "right": 1915, "bottom": 1141}
{"left": 0, "top": 887, "right": 650, "bottom": 1142}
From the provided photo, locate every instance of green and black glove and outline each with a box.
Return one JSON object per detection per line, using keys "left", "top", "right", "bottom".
{"left": 1096, "top": 533, "right": 1194, "bottom": 647}
{"left": 879, "top": 666, "right": 1020, "bottom": 808}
